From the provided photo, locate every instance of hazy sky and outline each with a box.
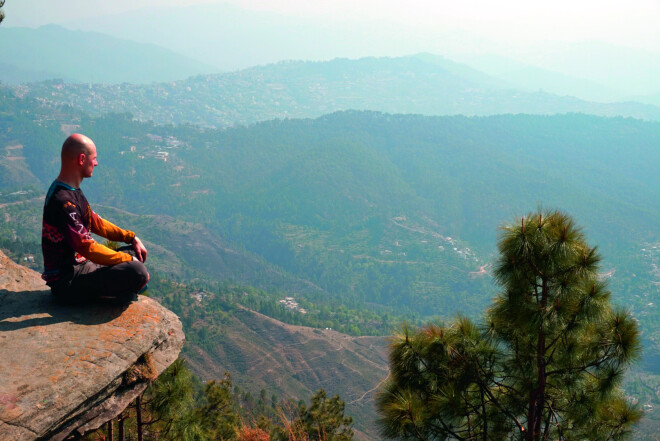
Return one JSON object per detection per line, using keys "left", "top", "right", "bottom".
{"left": 3, "top": 0, "right": 659, "bottom": 97}
{"left": 5, "top": 0, "right": 659, "bottom": 52}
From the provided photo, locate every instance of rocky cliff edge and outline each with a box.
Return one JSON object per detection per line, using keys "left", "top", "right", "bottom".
{"left": 0, "top": 250, "right": 185, "bottom": 441}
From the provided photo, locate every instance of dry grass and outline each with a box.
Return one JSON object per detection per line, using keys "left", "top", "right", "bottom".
{"left": 124, "top": 352, "right": 158, "bottom": 385}
{"left": 236, "top": 426, "right": 270, "bottom": 441}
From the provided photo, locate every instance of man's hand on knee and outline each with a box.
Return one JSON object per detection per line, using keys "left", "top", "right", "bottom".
{"left": 131, "top": 236, "right": 148, "bottom": 262}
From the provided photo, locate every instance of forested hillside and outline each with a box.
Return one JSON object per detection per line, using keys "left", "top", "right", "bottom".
{"left": 2, "top": 86, "right": 658, "bottom": 316}
{"left": 2, "top": 86, "right": 660, "bottom": 438}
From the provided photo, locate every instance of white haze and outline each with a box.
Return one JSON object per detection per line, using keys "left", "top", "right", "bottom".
{"left": 4, "top": 0, "right": 660, "bottom": 98}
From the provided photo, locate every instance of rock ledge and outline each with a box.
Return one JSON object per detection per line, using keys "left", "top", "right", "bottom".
{"left": 0, "top": 251, "right": 184, "bottom": 440}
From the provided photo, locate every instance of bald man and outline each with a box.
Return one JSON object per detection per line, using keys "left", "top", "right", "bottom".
{"left": 41, "top": 134, "right": 149, "bottom": 305}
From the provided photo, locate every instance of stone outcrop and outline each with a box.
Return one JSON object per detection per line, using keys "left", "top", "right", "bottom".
{"left": 0, "top": 251, "right": 184, "bottom": 440}
{"left": 0, "top": 251, "right": 46, "bottom": 292}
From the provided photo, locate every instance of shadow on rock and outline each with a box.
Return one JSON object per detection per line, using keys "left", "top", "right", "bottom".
{"left": 0, "top": 289, "right": 127, "bottom": 332}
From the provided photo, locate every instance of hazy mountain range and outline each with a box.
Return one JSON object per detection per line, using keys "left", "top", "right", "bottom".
{"left": 52, "top": 2, "right": 658, "bottom": 100}
{"left": 2, "top": 21, "right": 659, "bottom": 110}
{"left": 12, "top": 52, "right": 660, "bottom": 129}
{"left": 0, "top": 24, "right": 217, "bottom": 84}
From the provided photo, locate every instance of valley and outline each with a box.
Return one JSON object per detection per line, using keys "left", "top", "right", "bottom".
{"left": 1, "top": 49, "right": 659, "bottom": 439}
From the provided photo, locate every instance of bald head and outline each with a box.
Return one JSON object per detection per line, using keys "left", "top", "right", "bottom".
{"left": 61, "top": 133, "right": 95, "bottom": 161}
{"left": 57, "top": 134, "right": 98, "bottom": 187}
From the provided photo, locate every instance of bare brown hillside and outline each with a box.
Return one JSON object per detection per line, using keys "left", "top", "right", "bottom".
{"left": 184, "top": 307, "right": 390, "bottom": 440}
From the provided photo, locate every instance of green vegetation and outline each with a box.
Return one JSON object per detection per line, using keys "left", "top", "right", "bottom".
{"left": 151, "top": 274, "right": 416, "bottom": 342}
{"left": 377, "top": 210, "right": 641, "bottom": 440}
{"left": 83, "top": 358, "right": 354, "bottom": 441}
{"left": 2, "top": 89, "right": 658, "bottom": 321}
{"left": 278, "top": 389, "right": 353, "bottom": 441}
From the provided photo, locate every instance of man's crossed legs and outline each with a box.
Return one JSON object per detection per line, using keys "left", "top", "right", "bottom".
{"left": 51, "top": 246, "right": 149, "bottom": 305}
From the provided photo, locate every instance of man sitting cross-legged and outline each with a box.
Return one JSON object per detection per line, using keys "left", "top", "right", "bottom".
{"left": 41, "top": 134, "right": 149, "bottom": 305}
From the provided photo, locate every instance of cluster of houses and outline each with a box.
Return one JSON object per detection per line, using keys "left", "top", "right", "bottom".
{"left": 5, "top": 190, "right": 29, "bottom": 197}
{"left": 641, "top": 244, "right": 660, "bottom": 281}
{"left": 439, "top": 235, "right": 478, "bottom": 262}
{"left": 191, "top": 289, "right": 209, "bottom": 303}
{"left": 388, "top": 216, "right": 479, "bottom": 263}
{"left": 278, "top": 297, "right": 307, "bottom": 314}
{"left": 379, "top": 235, "right": 478, "bottom": 263}
{"left": 118, "top": 133, "right": 186, "bottom": 162}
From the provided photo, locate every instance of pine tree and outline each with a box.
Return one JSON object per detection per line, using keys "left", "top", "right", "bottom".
{"left": 376, "top": 209, "right": 642, "bottom": 441}
{"left": 136, "top": 358, "right": 205, "bottom": 441}
{"left": 274, "top": 389, "right": 354, "bottom": 441}
{"left": 197, "top": 373, "right": 239, "bottom": 440}
{"left": 297, "top": 389, "right": 354, "bottom": 441}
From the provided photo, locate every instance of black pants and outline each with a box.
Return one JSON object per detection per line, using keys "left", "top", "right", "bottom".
{"left": 50, "top": 246, "right": 149, "bottom": 305}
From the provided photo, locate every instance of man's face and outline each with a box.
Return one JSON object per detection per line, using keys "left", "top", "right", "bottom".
{"left": 81, "top": 144, "right": 98, "bottom": 178}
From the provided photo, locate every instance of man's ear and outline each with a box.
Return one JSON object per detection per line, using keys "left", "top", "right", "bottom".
{"left": 77, "top": 153, "right": 86, "bottom": 166}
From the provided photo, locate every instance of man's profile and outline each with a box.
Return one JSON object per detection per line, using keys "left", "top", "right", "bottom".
{"left": 41, "top": 133, "right": 149, "bottom": 305}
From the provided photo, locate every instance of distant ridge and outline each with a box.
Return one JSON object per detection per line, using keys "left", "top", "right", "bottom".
{"left": 16, "top": 54, "right": 660, "bottom": 127}
{"left": 0, "top": 24, "right": 217, "bottom": 84}
{"left": 58, "top": 2, "right": 660, "bottom": 99}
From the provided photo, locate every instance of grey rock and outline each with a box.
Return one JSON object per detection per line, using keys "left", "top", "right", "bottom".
{"left": 0, "top": 251, "right": 184, "bottom": 440}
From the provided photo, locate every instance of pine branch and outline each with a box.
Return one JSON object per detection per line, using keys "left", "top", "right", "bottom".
{"left": 429, "top": 420, "right": 466, "bottom": 441}
{"left": 546, "top": 348, "right": 614, "bottom": 377}
{"left": 141, "top": 417, "right": 163, "bottom": 426}
{"left": 406, "top": 406, "right": 429, "bottom": 441}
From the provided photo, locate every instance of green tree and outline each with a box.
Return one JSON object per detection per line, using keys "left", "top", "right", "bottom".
{"left": 140, "top": 358, "right": 206, "bottom": 441}
{"left": 0, "top": 0, "right": 5, "bottom": 25}
{"left": 275, "top": 389, "right": 353, "bottom": 441}
{"left": 197, "top": 373, "right": 239, "bottom": 440}
{"left": 298, "top": 389, "right": 353, "bottom": 441}
{"left": 376, "top": 209, "right": 642, "bottom": 441}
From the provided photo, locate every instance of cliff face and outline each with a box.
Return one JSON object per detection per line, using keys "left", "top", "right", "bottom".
{"left": 0, "top": 251, "right": 184, "bottom": 441}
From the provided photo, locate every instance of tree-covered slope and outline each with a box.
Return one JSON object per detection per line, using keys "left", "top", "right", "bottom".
{"left": 2, "top": 87, "right": 658, "bottom": 320}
